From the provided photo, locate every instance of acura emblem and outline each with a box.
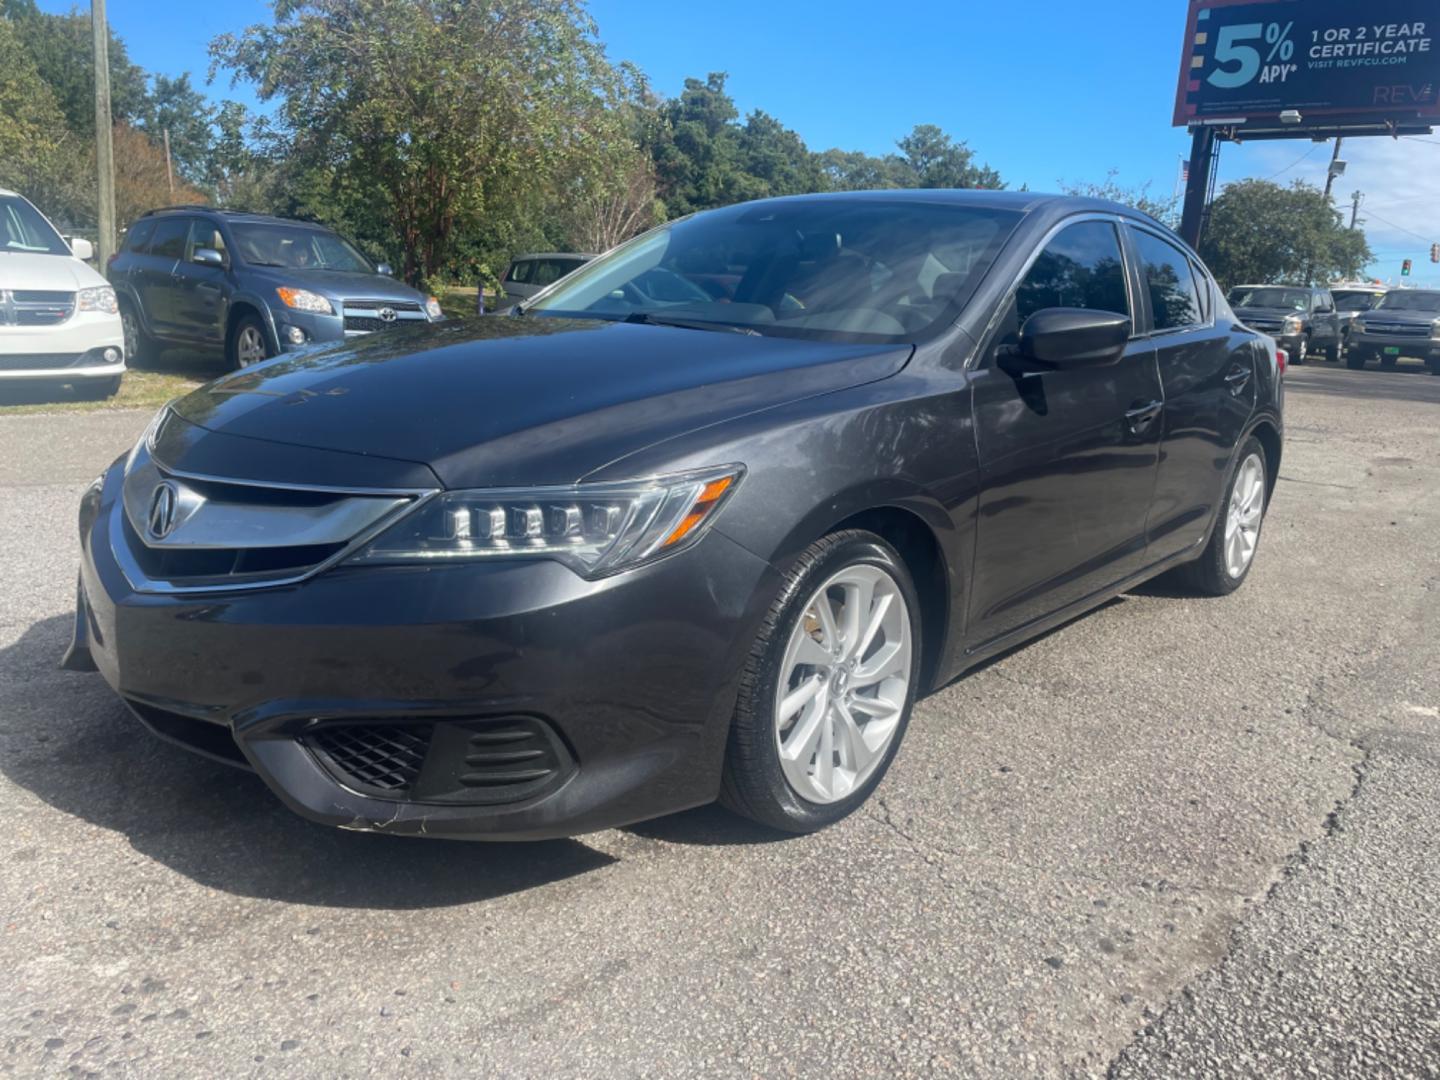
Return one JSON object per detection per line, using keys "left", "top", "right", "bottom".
{"left": 378, "top": 306, "right": 397, "bottom": 323}
{"left": 147, "top": 481, "right": 180, "bottom": 540}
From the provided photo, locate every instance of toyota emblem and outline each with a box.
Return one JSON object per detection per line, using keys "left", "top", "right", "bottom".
{"left": 147, "top": 481, "right": 180, "bottom": 540}
{"left": 378, "top": 306, "right": 398, "bottom": 323}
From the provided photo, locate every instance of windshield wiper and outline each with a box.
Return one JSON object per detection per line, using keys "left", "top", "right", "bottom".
{"left": 623, "top": 312, "right": 761, "bottom": 336}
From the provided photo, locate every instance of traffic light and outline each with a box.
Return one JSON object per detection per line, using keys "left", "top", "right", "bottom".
{"left": 1402, "top": 259, "right": 1412, "bottom": 276}
{"left": 1431, "top": 243, "right": 1440, "bottom": 263}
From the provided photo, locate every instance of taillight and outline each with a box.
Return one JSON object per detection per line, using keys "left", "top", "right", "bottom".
{"left": 1275, "top": 347, "right": 1287, "bottom": 377}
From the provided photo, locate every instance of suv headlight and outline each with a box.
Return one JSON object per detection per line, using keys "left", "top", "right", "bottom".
{"left": 348, "top": 465, "right": 744, "bottom": 578}
{"left": 1432, "top": 319, "right": 1440, "bottom": 340}
{"left": 77, "top": 285, "right": 118, "bottom": 315}
{"left": 425, "top": 296, "right": 443, "bottom": 320}
{"left": 276, "top": 287, "right": 333, "bottom": 315}
{"left": 1282, "top": 315, "right": 1303, "bottom": 334}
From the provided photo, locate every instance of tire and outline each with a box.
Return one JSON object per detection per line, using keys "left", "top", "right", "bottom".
{"left": 75, "top": 376, "right": 121, "bottom": 400}
{"left": 1324, "top": 339, "right": 1340, "bottom": 363}
{"left": 227, "top": 313, "right": 272, "bottom": 370}
{"left": 1173, "top": 436, "right": 1268, "bottom": 597}
{"left": 720, "top": 530, "right": 922, "bottom": 833}
{"left": 1291, "top": 335, "right": 1308, "bottom": 364}
{"left": 119, "top": 301, "right": 155, "bottom": 367}
{"left": 1346, "top": 349, "right": 1367, "bottom": 370}
{"left": 1379, "top": 353, "right": 1398, "bottom": 369}
{"left": 1429, "top": 357, "right": 1440, "bottom": 377}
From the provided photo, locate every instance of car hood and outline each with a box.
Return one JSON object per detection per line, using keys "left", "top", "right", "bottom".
{"left": 0, "top": 252, "right": 108, "bottom": 291}
{"left": 169, "top": 316, "right": 913, "bottom": 488}
{"left": 1233, "top": 306, "right": 1307, "bottom": 321}
{"left": 241, "top": 265, "right": 427, "bottom": 304}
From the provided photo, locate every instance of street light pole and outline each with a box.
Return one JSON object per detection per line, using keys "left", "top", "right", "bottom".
{"left": 1350, "top": 190, "right": 1364, "bottom": 230}
{"left": 1323, "top": 137, "right": 1344, "bottom": 199}
{"left": 92, "top": 0, "right": 116, "bottom": 264}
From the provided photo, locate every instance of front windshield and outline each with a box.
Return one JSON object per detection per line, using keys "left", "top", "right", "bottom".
{"left": 230, "top": 223, "right": 373, "bottom": 272}
{"left": 0, "top": 195, "right": 70, "bottom": 256}
{"left": 526, "top": 199, "right": 1023, "bottom": 343}
{"left": 1228, "top": 287, "right": 1311, "bottom": 311}
{"left": 1374, "top": 291, "right": 1440, "bottom": 313}
{"left": 1332, "top": 290, "right": 1381, "bottom": 312}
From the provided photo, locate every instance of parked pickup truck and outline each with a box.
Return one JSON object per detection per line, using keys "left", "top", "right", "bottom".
{"left": 1226, "top": 284, "right": 1342, "bottom": 365}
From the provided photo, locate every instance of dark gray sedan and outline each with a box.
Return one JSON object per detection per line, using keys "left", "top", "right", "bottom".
{"left": 68, "top": 191, "right": 1283, "bottom": 839}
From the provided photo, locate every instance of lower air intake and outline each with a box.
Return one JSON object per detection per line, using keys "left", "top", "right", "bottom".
{"left": 305, "top": 715, "right": 575, "bottom": 805}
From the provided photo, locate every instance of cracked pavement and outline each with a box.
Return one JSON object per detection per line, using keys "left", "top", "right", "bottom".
{"left": 1, "top": 363, "right": 1437, "bottom": 1077}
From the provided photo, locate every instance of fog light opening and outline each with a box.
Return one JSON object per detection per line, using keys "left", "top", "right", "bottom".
{"left": 284, "top": 325, "right": 307, "bottom": 345}
{"left": 103, "top": 347, "right": 121, "bottom": 364}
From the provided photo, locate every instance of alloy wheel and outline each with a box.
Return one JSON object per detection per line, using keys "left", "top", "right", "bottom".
{"left": 1224, "top": 452, "right": 1265, "bottom": 578}
{"left": 121, "top": 310, "right": 139, "bottom": 358}
{"left": 236, "top": 325, "right": 267, "bottom": 367}
{"left": 773, "top": 564, "right": 912, "bottom": 804}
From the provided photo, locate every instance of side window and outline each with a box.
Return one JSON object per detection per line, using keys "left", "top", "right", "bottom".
{"left": 506, "top": 260, "right": 533, "bottom": 284}
{"left": 531, "top": 260, "right": 567, "bottom": 288}
{"left": 1189, "top": 259, "right": 1212, "bottom": 321}
{"left": 123, "top": 219, "right": 157, "bottom": 255}
{"left": 1014, "top": 220, "right": 1131, "bottom": 322}
{"left": 1131, "top": 229, "right": 1202, "bottom": 331}
{"left": 1314, "top": 291, "right": 1334, "bottom": 313}
{"left": 149, "top": 217, "right": 190, "bottom": 261}
{"left": 187, "top": 222, "right": 227, "bottom": 263}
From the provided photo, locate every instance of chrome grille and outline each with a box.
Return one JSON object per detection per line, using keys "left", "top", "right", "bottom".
{"left": 0, "top": 289, "right": 74, "bottom": 327}
{"left": 112, "top": 439, "right": 435, "bottom": 594}
{"left": 1359, "top": 322, "right": 1430, "bottom": 338}
{"left": 341, "top": 299, "right": 428, "bottom": 335}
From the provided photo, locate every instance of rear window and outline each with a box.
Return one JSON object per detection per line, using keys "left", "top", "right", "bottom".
{"left": 506, "top": 260, "right": 534, "bottom": 284}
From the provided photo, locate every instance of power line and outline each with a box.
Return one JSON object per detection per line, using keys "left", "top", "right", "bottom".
{"left": 1256, "top": 143, "right": 1321, "bottom": 182}
{"left": 1361, "top": 206, "right": 1440, "bottom": 246}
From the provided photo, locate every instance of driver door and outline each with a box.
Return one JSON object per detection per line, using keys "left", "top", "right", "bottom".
{"left": 967, "top": 217, "right": 1163, "bottom": 650}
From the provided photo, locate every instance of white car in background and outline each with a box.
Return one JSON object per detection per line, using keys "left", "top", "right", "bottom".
{"left": 1, "top": 187, "right": 125, "bottom": 398}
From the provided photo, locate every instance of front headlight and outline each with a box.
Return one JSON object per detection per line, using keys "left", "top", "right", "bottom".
{"left": 275, "top": 287, "right": 334, "bottom": 315}
{"left": 77, "top": 285, "right": 118, "bottom": 315}
{"left": 425, "top": 296, "right": 443, "bottom": 320}
{"left": 1282, "top": 315, "right": 1303, "bottom": 334}
{"left": 1431, "top": 320, "right": 1440, "bottom": 340}
{"left": 348, "top": 465, "right": 744, "bottom": 578}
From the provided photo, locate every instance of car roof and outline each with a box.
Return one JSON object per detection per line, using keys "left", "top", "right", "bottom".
{"left": 1229, "top": 283, "right": 1318, "bottom": 290}
{"left": 139, "top": 205, "right": 335, "bottom": 228}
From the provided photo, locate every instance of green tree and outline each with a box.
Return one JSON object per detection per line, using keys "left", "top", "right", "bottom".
{"left": 137, "top": 73, "right": 216, "bottom": 185}
{"left": 1060, "top": 169, "right": 1179, "bottom": 228}
{"left": 212, "top": 0, "right": 630, "bottom": 286}
{"left": 1200, "top": 179, "right": 1372, "bottom": 288}
{"left": 0, "top": 15, "right": 89, "bottom": 225}
{"left": 894, "top": 124, "right": 1002, "bottom": 189}
{"left": 1, "top": 0, "right": 150, "bottom": 134}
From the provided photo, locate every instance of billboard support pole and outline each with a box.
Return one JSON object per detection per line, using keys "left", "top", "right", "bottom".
{"left": 1178, "top": 125, "right": 1216, "bottom": 250}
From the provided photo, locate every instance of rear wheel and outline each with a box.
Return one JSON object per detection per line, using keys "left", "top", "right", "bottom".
{"left": 1346, "top": 348, "right": 1367, "bottom": 370}
{"left": 720, "top": 530, "right": 921, "bottom": 833}
{"left": 119, "top": 302, "right": 154, "bottom": 367}
{"left": 1174, "top": 436, "right": 1267, "bottom": 597}
{"left": 227, "top": 313, "right": 272, "bottom": 370}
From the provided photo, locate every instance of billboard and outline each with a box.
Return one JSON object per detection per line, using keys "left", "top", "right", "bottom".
{"left": 1174, "top": 0, "right": 1440, "bottom": 126}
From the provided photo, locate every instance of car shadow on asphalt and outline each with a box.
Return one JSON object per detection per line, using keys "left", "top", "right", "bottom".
{"left": 1, "top": 615, "right": 616, "bottom": 910}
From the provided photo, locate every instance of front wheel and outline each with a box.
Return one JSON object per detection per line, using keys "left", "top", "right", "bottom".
{"left": 1346, "top": 349, "right": 1367, "bottom": 370}
{"left": 1291, "top": 336, "right": 1308, "bottom": 364}
{"left": 720, "top": 530, "right": 921, "bottom": 833}
{"left": 119, "top": 302, "right": 154, "bottom": 367}
{"left": 1324, "top": 339, "right": 1340, "bottom": 363}
{"left": 1379, "top": 353, "right": 1398, "bottom": 369}
{"left": 1173, "top": 437, "right": 1268, "bottom": 597}
{"left": 227, "top": 314, "right": 272, "bottom": 370}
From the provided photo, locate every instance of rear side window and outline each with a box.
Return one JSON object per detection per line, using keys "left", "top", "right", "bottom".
{"left": 149, "top": 217, "right": 190, "bottom": 260}
{"left": 1131, "top": 229, "right": 1202, "bottom": 331}
{"left": 531, "top": 260, "right": 572, "bottom": 288}
{"left": 123, "top": 219, "right": 157, "bottom": 255}
{"left": 1015, "top": 220, "right": 1130, "bottom": 322}
{"left": 506, "top": 260, "right": 533, "bottom": 284}
{"left": 1189, "top": 259, "right": 1212, "bottom": 321}
{"left": 1314, "top": 291, "right": 1334, "bottom": 313}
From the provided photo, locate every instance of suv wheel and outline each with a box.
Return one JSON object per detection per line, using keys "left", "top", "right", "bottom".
{"left": 720, "top": 530, "right": 921, "bottom": 833}
{"left": 119, "top": 302, "right": 154, "bottom": 367}
{"left": 228, "top": 314, "right": 272, "bottom": 370}
{"left": 1379, "top": 353, "right": 1398, "bottom": 369}
{"left": 1346, "top": 348, "right": 1367, "bottom": 370}
{"left": 1324, "top": 339, "right": 1340, "bottom": 363}
{"left": 1292, "top": 335, "right": 1308, "bottom": 364}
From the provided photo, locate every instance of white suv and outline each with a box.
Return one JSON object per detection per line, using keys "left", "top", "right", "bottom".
{"left": 1, "top": 188, "right": 125, "bottom": 398}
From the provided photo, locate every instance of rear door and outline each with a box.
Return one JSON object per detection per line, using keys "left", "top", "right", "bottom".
{"left": 967, "top": 216, "right": 1164, "bottom": 647}
{"left": 1312, "top": 289, "right": 1339, "bottom": 349}
{"left": 136, "top": 216, "right": 190, "bottom": 338}
{"left": 170, "top": 219, "right": 231, "bottom": 346}
{"left": 502, "top": 259, "right": 536, "bottom": 300}
{"left": 1126, "top": 226, "right": 1253, "bottom": 564}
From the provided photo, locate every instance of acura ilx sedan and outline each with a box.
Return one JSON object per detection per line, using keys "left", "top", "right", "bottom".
{"left": 66, "top": 191, "right": 1283, "bottom": 839}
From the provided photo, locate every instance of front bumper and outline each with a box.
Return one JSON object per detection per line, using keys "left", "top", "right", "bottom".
{"left": 1347, "top": 330, "right": 1440, "bottom": 360}
{"left": 70, "top": 462, "right": 779, "bottom": 840}
{"left": 0, "top": 311, "right": 126, "bottom": 379}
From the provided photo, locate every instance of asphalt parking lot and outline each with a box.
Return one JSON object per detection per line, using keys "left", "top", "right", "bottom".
{"left": 1, "top": 362, "right": 1437, "bottom": 1077}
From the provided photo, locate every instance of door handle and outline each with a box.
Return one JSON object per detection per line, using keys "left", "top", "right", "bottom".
{"left": 1124, "top": 400, "right": 1163, "bottom": 437}
{"left": 1224, "top": 364, "right": 1252, "bottom": 396}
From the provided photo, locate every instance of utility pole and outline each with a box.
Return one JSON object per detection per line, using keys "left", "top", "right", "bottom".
{"left": 1349, "top": 190, "right": 1364, "bottom": 229}
{"left": 1178, "top": 125, "right": 1218, "bottom": 250}
{"left": 162, "top": 128, "right": 175, "bottom": 198}
{"left": 1323, "top": 137, "right": 1344, "bottom": 199}
{"left": 92, "top": 0, "right": 116, "bottom": 264}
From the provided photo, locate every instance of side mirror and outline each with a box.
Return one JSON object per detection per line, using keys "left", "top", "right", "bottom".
{"left": 376, "top": 262, "right": 393, "bottom": 277}
{"left": 69, "top": 237, "right": 94, "bottom": 261}
{"left": 1015, "top": 307, "right": 1131, "bottom": 369}
{"left": 192, "top": 247, "right": 225, "bottom": 268}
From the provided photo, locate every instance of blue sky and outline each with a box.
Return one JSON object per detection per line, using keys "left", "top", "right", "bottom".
{"left": 41, "top": 0, "right": 1440, "bottom": 285}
